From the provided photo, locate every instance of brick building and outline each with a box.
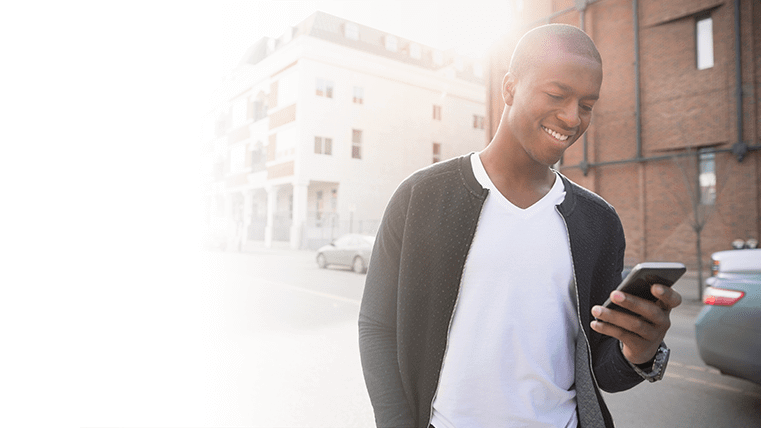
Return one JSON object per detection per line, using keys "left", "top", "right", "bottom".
{"left": 486, "top": 0, "right": 761, "bottom": 280}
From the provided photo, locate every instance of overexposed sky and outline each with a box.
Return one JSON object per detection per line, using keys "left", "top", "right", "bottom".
{"left": 3, "top": 2, "right": 526, "bottom": 425}
{"left": 3, "top": 0, "right": 520, "bottom": 259}
{"left": 196, "top": 1, "right": 517, "bottom": 106}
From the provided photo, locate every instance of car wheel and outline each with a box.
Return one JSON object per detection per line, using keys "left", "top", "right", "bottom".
{"left": 317, "top": 254, "right": 327, "bottom": 269}
{"left": 352, "top": 256, "right": 366, "bottom": 274}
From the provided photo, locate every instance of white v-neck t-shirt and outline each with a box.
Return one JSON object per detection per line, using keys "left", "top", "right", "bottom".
{"left": 430, "top": 153, "right": 579, "bottom": 428}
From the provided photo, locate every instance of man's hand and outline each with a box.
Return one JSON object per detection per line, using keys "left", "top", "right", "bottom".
{"left": 590, "top": 284, "right": 682, "bottom": 365}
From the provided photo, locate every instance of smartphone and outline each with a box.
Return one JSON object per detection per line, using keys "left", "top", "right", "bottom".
{"left": 601, "top": 262, "right": 686, "bottom": 316}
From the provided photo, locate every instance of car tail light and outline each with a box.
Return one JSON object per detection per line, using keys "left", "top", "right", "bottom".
{"left": 703, "top": 287, "right": 745, "bottom": 306}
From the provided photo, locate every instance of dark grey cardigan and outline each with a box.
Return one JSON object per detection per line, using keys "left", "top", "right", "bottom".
{"left": 359, "top": 154, "right": 644, "bottom": 428}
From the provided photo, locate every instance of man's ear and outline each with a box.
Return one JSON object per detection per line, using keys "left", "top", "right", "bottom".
{"left": 502, "top": 72, "right": 516, "bottom": 106}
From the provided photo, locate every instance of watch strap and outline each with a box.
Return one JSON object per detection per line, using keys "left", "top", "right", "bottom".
{"left": 621, "top": 341, "right": 670, "bottom": 383}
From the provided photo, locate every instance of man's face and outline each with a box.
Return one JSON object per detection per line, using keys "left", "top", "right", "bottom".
{"left": 504, "top": 49, "right": 603, "bottom": 167}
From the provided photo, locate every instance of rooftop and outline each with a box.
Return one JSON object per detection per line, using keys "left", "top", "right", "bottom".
{"left": 238, "top": 11, "right": 483, "bottom": 83}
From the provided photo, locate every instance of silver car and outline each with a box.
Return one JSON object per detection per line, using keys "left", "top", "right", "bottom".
{"left": 695, "top": 247, "right": 761, "bottom": 385}
{"left": 316, "top": 234, "right": 375, "bottom": 274}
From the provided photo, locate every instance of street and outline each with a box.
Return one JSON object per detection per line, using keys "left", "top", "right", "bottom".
{"left": 108, "top": 247, "right": 760, "bottom": 427}
{"left": 602, "top": 299, "right": 761, "bottom": 427}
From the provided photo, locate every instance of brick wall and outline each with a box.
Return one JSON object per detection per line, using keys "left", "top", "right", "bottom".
{"left": 487, "top": 0, "right": 761, "bottom": 270}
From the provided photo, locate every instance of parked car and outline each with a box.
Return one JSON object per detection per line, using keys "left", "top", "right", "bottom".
{"left": 695, "top": 246, "right": 761, "bottom": 385}
{"left": 316, "top": 234, "right": 375, "bottom": 274}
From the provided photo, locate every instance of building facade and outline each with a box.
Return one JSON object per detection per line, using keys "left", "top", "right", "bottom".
{"left": 486, "top": 0, "right": 761, "bottom": 278}
{"left": 202, "top": 12, "right": 486, "bottom": 250}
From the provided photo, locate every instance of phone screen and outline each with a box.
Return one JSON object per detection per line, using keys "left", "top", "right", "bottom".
{"left": 601, "top": 262, "right": 686, "bottom": 316}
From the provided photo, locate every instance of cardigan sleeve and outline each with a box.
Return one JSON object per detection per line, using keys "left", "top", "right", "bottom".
{"left": 590, "top": 222, "right": 645, "bottom": 392}
{"left": 358, "top": 185, "right": 416, "bottom": 427}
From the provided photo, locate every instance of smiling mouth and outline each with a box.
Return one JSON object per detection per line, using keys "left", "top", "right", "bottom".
{"left": 542, "top": 126, "right": 571, "bottom": 142}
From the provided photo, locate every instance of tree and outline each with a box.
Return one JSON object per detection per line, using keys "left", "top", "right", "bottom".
{"left": 669, "top": 147, "right": 729, "bottom": 300}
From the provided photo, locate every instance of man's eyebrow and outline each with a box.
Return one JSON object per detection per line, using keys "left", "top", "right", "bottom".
{"left": 548, "top": 81, "right": 599, "bottom": 100}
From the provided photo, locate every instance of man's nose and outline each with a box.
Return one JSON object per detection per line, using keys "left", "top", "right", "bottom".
{"left": 557, "top": 103, "right": 582, "bottom": 128}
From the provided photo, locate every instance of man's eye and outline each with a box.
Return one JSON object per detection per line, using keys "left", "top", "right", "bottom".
{"left": 547, "top": 93, "right": 562, "bottom": 100}
{"left": 580, "top": 104, "right": 593, "bottom": 112}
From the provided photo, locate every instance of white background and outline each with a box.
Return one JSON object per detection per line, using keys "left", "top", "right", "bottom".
{"left": 0, "top": 1, "right": 516, "bottom": 426}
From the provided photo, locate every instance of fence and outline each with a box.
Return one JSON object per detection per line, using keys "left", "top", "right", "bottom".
{"left": 304, "top": 212, "right": 380, "bottom": 250}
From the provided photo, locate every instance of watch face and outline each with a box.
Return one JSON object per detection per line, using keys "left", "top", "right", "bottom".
{"left": 648, "top": 344, "right": 669, "bottom": 382}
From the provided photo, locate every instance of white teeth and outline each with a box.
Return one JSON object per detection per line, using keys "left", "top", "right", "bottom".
{"left": 543, "top": 126, "right": 569, "bottom": 141}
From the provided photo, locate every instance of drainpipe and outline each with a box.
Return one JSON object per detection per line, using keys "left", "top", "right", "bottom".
{"left": 578, "top": 0, "right": 590, "bottom": 175}
{"left": 633, "top": 0, "right": 642, "bottom": 159}
{"left": 732, "top": 0, "right": 747, "bottom": 161}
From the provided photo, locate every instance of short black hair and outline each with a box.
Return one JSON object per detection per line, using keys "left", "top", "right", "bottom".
{"left": 508, "top": 24, "right": 602, "bottom": 77}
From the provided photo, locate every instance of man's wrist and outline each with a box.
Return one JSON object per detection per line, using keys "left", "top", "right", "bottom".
{"left": 621, "top": 341, "right": 670, "bottom": 382}
{"left": 634, "top": 354, "right": 657, "bottom": 370}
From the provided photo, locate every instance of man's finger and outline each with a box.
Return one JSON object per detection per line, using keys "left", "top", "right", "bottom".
{"left": 592, "top": 304, "right": 660, "bottom": 341}
{"left": 652, "top": 284, "right": 682, "bottom": 310}
{"left": 607, "top": 291, "right": 665, "bottom": 324}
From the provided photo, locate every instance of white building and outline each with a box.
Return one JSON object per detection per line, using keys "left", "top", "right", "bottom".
{"left": 201, "top": 11, "right": 486, "bottom": 250}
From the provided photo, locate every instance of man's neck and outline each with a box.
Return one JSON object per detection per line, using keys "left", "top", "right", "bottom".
{"left": 478, "top": 146, "right": 556, "bottom": 209}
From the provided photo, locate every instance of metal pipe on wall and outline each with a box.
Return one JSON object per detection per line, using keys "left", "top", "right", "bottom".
{"left": 633, "top": 0, "right": 642, "bottom": 159}
{"left": 579, "top": 0, "right": 590, "bottom": 175}
{"left": 733, "top": 0, "right": 747, "bottom": 161}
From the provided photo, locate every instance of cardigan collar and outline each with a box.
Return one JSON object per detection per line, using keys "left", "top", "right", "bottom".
{"left": 457, "top": 152, "right": 577, "bottom": 216}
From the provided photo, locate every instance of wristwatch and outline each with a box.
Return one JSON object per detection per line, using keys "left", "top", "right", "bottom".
{"left": 623, "top": 341, "right": 670, "bottom": 383}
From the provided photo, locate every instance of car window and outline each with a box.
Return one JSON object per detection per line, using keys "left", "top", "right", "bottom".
{"left": 334, "top": 236, "right": 351, "bottom": 247}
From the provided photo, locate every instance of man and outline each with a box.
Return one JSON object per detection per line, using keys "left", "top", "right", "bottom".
{"left": 358, "top": 24, "right": 681, "bottom": 428}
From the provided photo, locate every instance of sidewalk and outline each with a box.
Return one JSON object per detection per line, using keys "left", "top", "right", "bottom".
{"left": 240, "top": 239, "right": 296, "bottom": 254}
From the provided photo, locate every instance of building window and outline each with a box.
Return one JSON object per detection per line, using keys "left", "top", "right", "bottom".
{"left": 696, "top": 16, "right": 714, "bottom": 70}
{"left": 473, "top": 115, "right": 485, "bottom": 129}
{"left": 316, "top": 78, "right": 334, "bottom": 98}
{"left": 353, "top": 86, "right": 364, "bottom": 104}
{"left": 410, "top": 43, "right": 421, "bottom": 59}
{"left": 253, "top": 95, "right": 268, "bottom": 122}
{"left": 385, "top": 35, "right": 397, "bottom": 52}
{"left": 314, "top": 136, "right": 332, "bottom": 155}
{"left": 699, "top": 151, "right": 716, "bottom": 205}
{"left": 352, "top": 129, "right": 362, "bottom": 159}
{"left": 345, "top": 22, "right": 359, "bottom": 40}
{"left": 433, "top": 142, "right": 442, "bottom": 164}
{"left": 433, "top": 105, "right": 442, "bottom": 121}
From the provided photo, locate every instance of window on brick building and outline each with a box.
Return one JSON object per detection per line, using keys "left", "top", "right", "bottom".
{"left": 352, "top": 129, "right": 362, "bottom": 159}
{"left": 696, "top": 16, "right": 714, "bottom": 70}
{"left": 316, "top": 78, "right": 334, "bottom": 98}
{"left": 314, "top": 136, "right": 332, "bottom": 155}
{"left": 432, "top": 142, "right": 441, "bottom": 164}
{"left": 699, "top": 151, "right": 716, "bottom": 205}
{"left": 433, "top": 104, "right": 442, "bottom": 120}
